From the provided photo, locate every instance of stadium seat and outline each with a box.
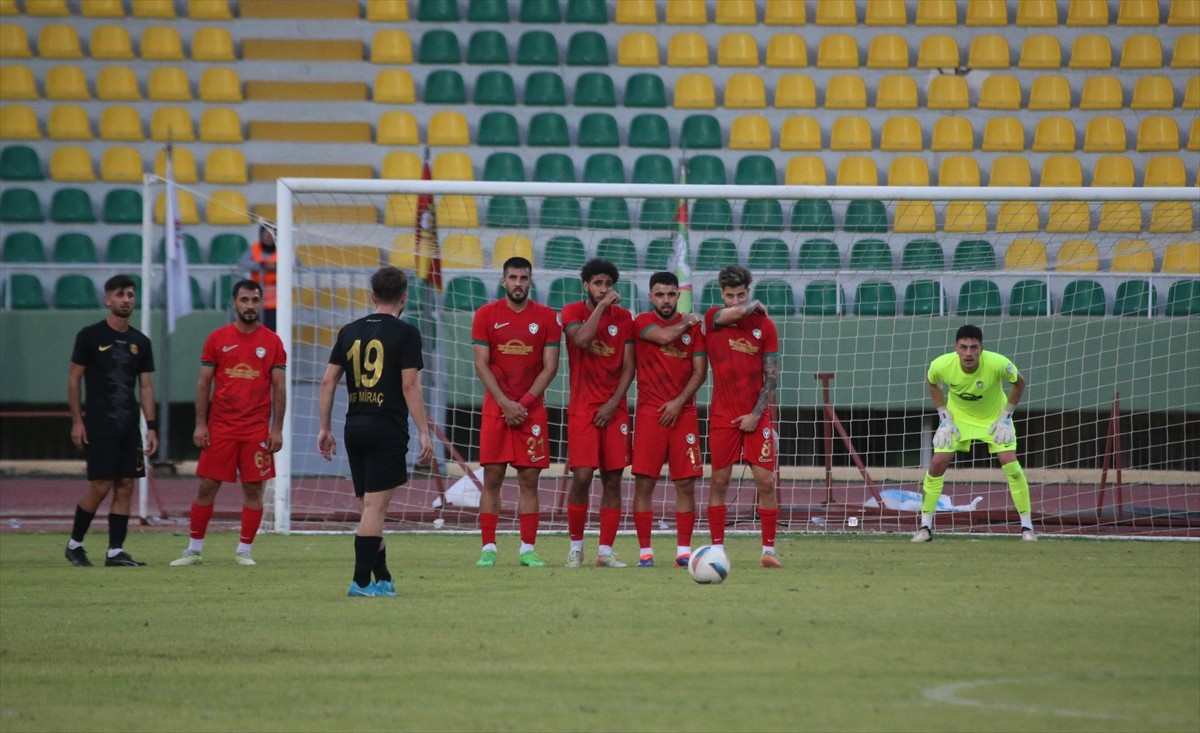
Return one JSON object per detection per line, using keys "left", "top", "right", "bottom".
{"left": 487, "top": 196, "right": 529, "bottom": 228}
{"left": 381, "top": 151, "right": 420, "bottom": 180}
{"left": 524, "top": 72, "right": 565, "bottom": 105}
{"left": 444, "top": 276, "right": 488, "bottom": 311}
{"left": 746, "top": 238, "right": 790, "bottom": 269}
{"left": 1028, "top": 75, "right": 1070, "bottom": 111}
{"left": 785, "top": 155, "right": 827, "bottom": 186}
{"left": 1069, "top": 34, "right": 1112, "bottom": 69}
{"left": 615, "top": 0, "right": 655, "bottom": 23}
{"left": 99, "top": 106, "right": 143, "bottom": 141}
{"left": 423, "top": 70, "right": 465, "bottom": 104}
{"left": 416, "top": 29, "right": 460, "bottom": 64}
{"left": 777, "top": 115, "right": 819, "bottom": 150}
{"left": 0, "top": 145, "right": 41, "bottom": 180}
{"left": 618, "top": 33, "right": 658, "bottom": 66}
{"left": 968, "top": 34, "right": 1010, "bottom": 68}
{"left": 725, "top": 74, "right": 766, "bottom": 109}
{"left": 0, "top": 22, "right": 29, "bottom": 57}
{"left": 466, "top": 30, "right": 508, "bottom": 65}
{"left": 1121, "top": 35, "right": 1162, "bottom": 68}
{"left": 775, "top": 74, "right": 817, "bottom": 108}
{"left": 917, "top": 35, "right": 959, "bottom": 68}
{"left": 491, "top": 234, "right": 534, "bottom": 267}
{"left": 427, "top": 110, "right": 469, "bottom": 146}
{"left": 520, "top": 0, "right": 559, "bottom": 22}
{"left": 766, "top": 33, "right": 807, "bottom": 68}
{"left": 1084, "top": 117, "right": 1128, "bottom": 153}
{"left": 797, "top": 238, "right": 840, "bottom": 269}
{"left": 1056, "top": 240, "right": 1100, "bottom": 271}
{"left": 1137, "top": 117, "right": 1180, "bottom": 151}
{"left": 1005, "top": 240, "right": 1048, "bottom": 270}
{"left": 903, "top": 280, "right": 946, "bottom": 315}
{"left": 1067, "top": 0, "right": 1109, "bottom": 24}
{"left": 0, "top": 65, "right": 37, "bottom": 100}
{"left": 1032, "top": 117, "right": 1077, "bottom": 152}
{"left": 91, "top": 25, "right": 133, "bottom": 60}
{"left": 50, "top": 188, "right": 95, "bottom": 223}
{"left": 1060, "top": 279, "right": 1107, "bottom": 315}
{"left": 1140, "top": 155, "right": 1186, "bottom": 187}
{"left": 854, "top": 280, "right": 896, "bottom": 315}
{"left": 628, "top": 114, "right": 671, "bottom": 148}
{"left": 1112, "top": 240, "right": 1155, "bottom": 272}
{"left": 134, "top": 0, "right": 176, "bottom": 17}
{"left": 734, "top": 155, "right": 777, "bottom": 186}
{"left": 209, "top": 233, "right": 247, "bottom": 264}
{"left": 876, "top": 75, "right": 917, "bottom": 109}
{"left": 588, "top": 198, "right": 631, "bottom": 230}
{"left": 982, "top": 117, "right": 1025, "bottom": 152}
{"left": 543, "top": 236, "right": 586, "bottom": 269}
{"left": 141, "top": 26, "right": 184, "bottom": 61}
{"left": 1078, "top": 75, "right": 1123, "bottom": 110}
{"left": 754, "top": 279, "right": 796, "bottom": 315}
{"left": 206, "top": 190, "right": 250, "bottom": 226}
{"left": 0, "top": 104, "right": 39, "bottom": 139}
{"left": 54, "top": 274, "right": 99, "bottom": 309}
{"left": 939, "top": 154, "right": 981, "bottom": 185}
{"left": 716, "top": 0, "right": 756, "bottom": 24}
{"left": 376, "top": 111, "right": 417, "bottom": 146}
{"left": 152, "top": 188, "right": 198, "bottom": 225}
{"left": 38, "top": 25, "right": 83, "bottom": 59}
{"left": 1162, "top": 242, "right": 1200, "bottom": 273}
{"left": 578, "top": 113, "right": 619, "bottom": 147}
{"left": 1165, "top": 281, "right": 1200, "bottom": 316}
{"left": 1131, "top": 76, "right": 1175, "bottom": 110}
{"left": 800, "top": 280, "right": 842, "bottom": 315}
{"left": 1093, "top": 155, "right": 1135, "bottom": 187}
{"left": 527, "top": 112, "right": 568, "bottom": 146}
{"left": 9, "top": 274, "right": 47, "bottom": 309}
{"left": 789, "top": 198, "right": 834, "bottom": 232}
{"left": 848, "top": 239, "right": 892, "bottom": 270}
{"left": 150, "top": 107, "right": 194, "bottom": 143}
{"left": 1149, "top": 202, "right": 1194, "bottom": 233}
{"left": 1019, "top": 35, "right": 1062, "bottom": 69}
{"left": 718, "top": 33, "right": 759, "bottom": 67}
{"left": 193, "top": 29, "right": 233, "bottom": 62}
{"left": 547, "top": 277, "right": 583, "bottom": 310}
{"left": 979, "top": 74, "right": 1021, "bottom": 110}
{"left": 930, "top": 116, "right": 973, "bottom": 152}
{"left": 373, "top": 70, "right": 415, "bottom": 104}
{"left": 695, "top": 238, "right": 738, "bottom": 270}
{"left": 927, "top": 75, "right": 969, "bottom": 110}
{"left": 476, "top": 111, "right": 519, "bottom": 147}
{"left": 817, "top": 34, "right": 858, "bottom": 68}
{"left": 575, "top": 73, "right": 616, "bottom": 107}
{"left": 867, "top": 35, "right": 908, "bottom": 68}
{"left": 674, "top": 74, "right": 716, "bottom": 109}
{"left": 441, "top": 235, "right": 483, "bottom": 269}
{"left": 880, "top": 116, "right": 921, "bottom": 151}
{"left": 740, "top": 200, "right": 783, "bottom": 231}
{"left": 1009, "top": 279, "right": 1050, "bottom": 316}
{"left": 473, "top": 71, "right": 516, "bottom": 105}
{"left": 49, "top": 65, "right": 92, "bottom": 100}
{"left": 1171, "top": 34, "right": 1200, "bottom": 69}
{"left": 1113, "top": 280, "right": 1158, "bottom": 316}
{"left": 517, "top": 31, "right": 557, "bottom": 66}
{"left": 567, "top": 1, "right": 607, "bottom": 24}
{"left": 372, "top": 30, "right": 413, "bottom": 64}
{"left": 53, "top": 233, "right": 97, "bottom": 263}
{"left": 825, "top": 74, "right": 867, "bottom": 109}
{"left": 729, "top": 115, "right": 770, "bottom": 149}
{"left": 680, "top": 115, "right": 722, "bottom": 149}
{"left": 952, "top": 240, "right": 996, "bottom": 270}
{"left": 901, "top": 239, "right": 945, "bottom": 270}
{"left": 836, "top": 156, "right": 879, "bottom": 186}
{"left": 148, "top": 67, "right": 191, "bottom": 101}
{"left": 691, "top": 200, "right": 733, "bottom": 231}
{"left": 625, "top": 74, "right": 666, "bottom": 108}
{"left": 642, "top": 237, "right": 674, "bottom": 270}
{"left": 2, "top": 232, "right": 44, "bottom": 262}
{"left": 830, "top": 116, "right": 870, "bottom": 150}
{"left": 632, "top": 154, "right": 673, "bottom": 184}
{"left": 956, "top": 279, "right": 1001, "bottom": 316}
{"left": 49, "top": 146, "right": 94, "bottom": 182}
{"left": 596, "top": 238, "right": 638, "bottom": 270}
{"left": 417, "top": 0, "right": 457, "bottom": 20}
{"left": 665, "top": 0, "right": 706, "bottom": 23}
{"left": 482, "top": 152, "right": 524, "bottom": 182}
{"left": 0, "top": 188, "right": 42, "bottom": 222}
{"left": 533, "top": 154, "right": 575, "bottom": 183}
{"left": 433, "top": 151, "right": 473, "bottom": 181}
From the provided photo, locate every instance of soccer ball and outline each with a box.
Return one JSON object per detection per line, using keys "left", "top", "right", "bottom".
{"left": 687, "top": 545, "right": 730, "bottom": 584}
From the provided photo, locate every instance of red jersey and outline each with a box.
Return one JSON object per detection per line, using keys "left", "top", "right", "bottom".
{"left": 633, "top": 311, "right": 706, "bottom": 410}
{"left": 704, "top": 307, "right": 779, "bottom": 424}
{"left": 471, "top": 298, "right": 562, "bottom": 418}
{"left": 200, "top": 323, "right": 286, "bottom": 439}
{"left": 561, "top": 300, "right": 633, "bottom": 413}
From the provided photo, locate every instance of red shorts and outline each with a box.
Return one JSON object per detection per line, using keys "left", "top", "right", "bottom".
{"left": 479, "top": 404, "right": 550, "bottom": 469}
{"left": 709, "top": 415, "right": 776, "bottom": 472}
{"left": 632, "top": 405, "right": 704, "bottom": 481}
{"left": 567, "top": 407, "right": 630, "bottom": 472}
{"left": 196, "top": 434, "right": 274, "bottom": 484}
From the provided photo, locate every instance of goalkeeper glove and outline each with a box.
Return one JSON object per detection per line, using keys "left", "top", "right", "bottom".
{"left": 932, "top": 408, "right": 959, "bottom": 449}
{"left": 989, "top": 406, "right": 1016, "bottom": 445}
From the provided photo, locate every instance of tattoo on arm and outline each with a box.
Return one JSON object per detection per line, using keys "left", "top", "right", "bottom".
{"left": 752, "top": 355, "right": 779, "bottom": 417}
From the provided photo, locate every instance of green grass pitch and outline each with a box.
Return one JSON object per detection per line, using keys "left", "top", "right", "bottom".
{"left": 1, "top": 532, "right": 1197, "bottom": 732}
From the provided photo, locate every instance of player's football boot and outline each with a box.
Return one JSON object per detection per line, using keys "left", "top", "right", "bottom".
{"left": 594, "top": 552, "right": 627, "bottom": 568}
{"left": 759, "top": 552, "right": 783, "bottom": 569}
{"left": 170, "top": 550, "right": 203, "bottom": 566}
{"left": 1021, "top": 528, "right": 1038, "bottom": 542}
{"left": 347, "top": 581, "right": 384, "bottom": 597}
{"left": 235, "top": 551, "right": 256, "bottom": 566}
{"left": 910, "top": 526, "right": 933, "bottom": 543}
{"left": 64, "top": 545, "right": 93, "bottom": 567}
{"left": 637, "top": 554, "right": 655, "bottom": 568}
{"left": 374, "top": 580, "right": 398, "bottom": 597}
{"left": 519, "top": 550, "right": 547, "bottom": 568}
{"left": 674, "top": 554, "right": 690, "bottom": 568}
{"left": 475, "top": 549, "right": 498, "bottom": 567}
{"left": 564, "top": 548, "right": 584, "bottom": 568}
{"left": 105, "top": 551, "right": 146, "bottom": 567}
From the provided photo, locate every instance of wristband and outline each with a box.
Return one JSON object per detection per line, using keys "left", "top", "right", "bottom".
{"left": 518, "top": 392, "right": 537, "bottom": 408}
{"left": 998, "top": 406, "right": 1014, "bottom": 420}
{"left": 145, "top": 420, "right": 159, "bottom": 431}
{"left": 936, "top": 408, "right": 951, "bottom": 423}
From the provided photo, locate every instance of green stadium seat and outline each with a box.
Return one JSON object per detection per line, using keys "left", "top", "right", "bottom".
{"left": 1060, "top": 280, "right": 1107, "bottom": 315}
{"left": 53, "top": 233, "right": 97, "bottom": 263}
{"left": 533, "top": 153, "right": 575, "bottom": 182}
{"left": 748, "top": 238, "right": 791, "bottom": 269}
{"left": 567, "top": 31, "right": 608, "bottom": 65}
{"left": 483, "top": 152, "right": 525, "bottom": 182}
{"left": 903, "top": 280, "right": 946, "bottom": 315}
{"left": 1165, "top": 281, "right": 1200, "bottom": 316}
{"left": 625, "top": 73, "right": 667, "bottom": 107}
{"left": 755, "top": 279, "right": 796, "bottom": 315}
{"left": 854, "top": 280, "right": 897, "bottom": 315}
{"left": 158, "top": 234, "right": 202, "bottom": 264}
{"left": 487, "top": 196, "right": 530, "bottom": 228}
{"left": 548, "top": 276, "right": 583, "bottom": 310}
{"left": 900, "top": 239, "right": 945, "bottom": 270}
{"left": 444, "top": 276, "right": 488, "bottom": 311}
{"left": 844, "top": 200, "right": 888, "bottom": 233}
{"left": 849, "top": 239, "right": 892, "bottom": 269}
{"left": 956, "top": 279, "right": 1002, "bottom": 316}
{"left": 566, "top": 0, "right": 607, "bottom": 23}
{"left": 476, "top": 112, "right": 520, "bottom": 146}
{"left": 474, "top": 70, "right": 517, "bottom": 105}
{"left": 596, "top": 237, "right": 638, "bottom": 270}
{"left": 628, "top": 114, "right": 671, "bottom": 148}
{"left": 520, "top": 0, "right": 561, "bottom": 22}
{"left": 102, "top": 188, "right": 142, "bottom": 224}
{"left": 680, "top": 115, "right": 723, "bottom": 149}
{"left": 467, "top": 30, "right": 509, "bottom": 64}
{"left": 740, "top": 200, "right": 784, "bottom": 231}
{"left": 790, "top": 200, "right": 835, "bottom": 232}
{"left": 803, "top": 280, "right": 843, "bottom": 315}
{"left": 797, "top": 238, "right": 841, "bottom": 269}
{"left": 0, "top": 188, "right": 43, "bottom": 223}
{"left": 527, "top": 113, "right": 569, "bottom": 146}
{"left": 419, "top": 29, "right": 461, "bottom": 64}
{"left": 106, "top": 233, "right": 143, "bottom": 263}
{"left": 578, "top": 113, "right": 619, "bottom": 146}
{"left": 639, "top": 199, "right": 676, "bottom": 230}
{"left": 518, "top": 31, "right": 558, "bottom": 65}
{"left": 540, "top": 198, "right": 583, "bottom": 228}
{"left": 2, "top": 232, "right": 44, "bottom": 262}
{"left": 691, "top": 199, "right": 733, "bottom": 231}
{"left": 695, "top": 238, "right": 738, "bottom": 270}
{"left": 583, "top": 153, "right": 624, "bottom": 183}
{"left": 524, "top": 72, "right": 566, "bottom": 105}
{"left": 735, "top": 156, "right": 778, "bottom": 185}
{"left": 0, "top": 145, "right": 42, "bottom": 180}
{"left": 1113, "top": 280, "right": 1158, "bottom": 316}
{"left": 418, "top": 0, "right": 458, "bottom": 21}
{"left": 588, "top": 198, "right": 631, "bottom": 229}
{"left": 209, "top": 233, "right": 247, "bottom": 264}
{"left": 190, "top": 276, "right": 208, "bottom": 309}
{"left": 614, "top": 280, "right": 640, "bottom": 312}
{"left": 10, "top": 274, "right": 48, "bottom": 309}
{"left": 633, "top": 154, "right": 673, "bottom": 183}
{"left": 424, "top": 70, "right": 466, "bottom": 104}
{"left": 952, "top": 239, "right": 997, "bottom": 270}
{"left": 213, "top": 274, "right": 236, "bottom": 307}
{"left": 50, "top": 188, "right": 95, "bottom": 223}
{"left": 688, "top": 155, "right": 726, "bottom": 185}
{"left": 574, "top": 72, "right": 616, "bottom": 106}
{"left": 543, "top": 235, "right": 586, "bottom": 269}
{"left": 644, "top": 237, "right": 675, "bottom": 271}
{"left": 466, "top": 0, "right": 507, "bottom": 21}
{"left": 699, "top": 280, "right": 724, "bottom": 314}
{"left": 1009, "top": 279, "right": 1050, "bottom": 316}
{"left": 54, "top": 274, "right": 99, "bottom": 309}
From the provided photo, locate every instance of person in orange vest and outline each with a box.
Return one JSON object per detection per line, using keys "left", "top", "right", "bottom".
{"left": 239, "top": 223, "right": 277, "bottom": 331}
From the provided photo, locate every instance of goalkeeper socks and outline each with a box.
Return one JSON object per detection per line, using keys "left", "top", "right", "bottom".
{"left": 189, "top": 502, "right": 214, "bottom": 541}
{"left": 1003, "top": 461, "right": 1032, "bottom": 515}
{"left": 920, "top": 474, "right": 945, "bottom": 516}
{"left": 675, "top": 511, "right": 695, "bottom": 550}
{"left": 373, "top": 546, "right": 391, "bottom": 582}
{"left": 107, "top": 512, "right": 129, "bottom": 552}
{"left": 479, "top": 512, "right": 498, "bottom": 547}
{"left": 567, "top": 502, "right": 587, "bottom": 542}
{"left": 633, "top": 511, "right": 653, "bottom": 554}
{"left": 70, "top": 505, "right": 95, "bottom": 544}
{"left": 759, "top": 507, "right": 779, "bottom": 550}
{"left": 239, "top": 506, "right": 264, "bottom": 545}
{"left": 598, "top": 507, "right": 620, "bottom": 550}
{"left": 353, "top": 535, "right": 382, "bottom": 588}
{"left": 707, "top": 504, "right": 727, "bottom": 545}
{"left": 518, "top": 512, "right": 539, "bottom": 547}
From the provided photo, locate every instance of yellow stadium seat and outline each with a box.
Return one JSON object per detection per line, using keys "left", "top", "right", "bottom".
{"left": 836, "top": 156, "right": 878, "bottom": 185}
{"left": 207, "top": 190, "right": 251, "bottom": 226}
{"left": 135, "top": 0, "right": 177, "bottom": 17}
{"left": 427, "top": 110, "right": 469, "bottom": 146}
{"left": 1056, "top": 240, "right": 1100, "bottom": 271}
{"left": 154, "top": 146, "right": 197, "bottom": 183}
{"left": 894, "top": 200, "right": 936, "bottom": 233}
{"left": 668, "top": 33, "right": 709, "bottom": 67}
{"left": 716, "top": 0, "right": 757, "bottom": 24}
{"left": 373, "top": 70, "right": 414, "bottom": 104}
{"left": 1070, "top": 34, "right": 1112, "bottom": 69}
{"left": 99, "top": 105, "right": 143, "bottom": 141}
{"left": 141, "top": 26, "right": 184, "bottom": 61}
{"left": 830, "top": 115, "right": 871, "bottom": 150}
{"left": 1112, "top": 240, "right": 1155, "bottom": 271}
{"left": 867, "top": 35, "right": 908, "bottom": 69}
{"left": 1121, "top": 35, "right": 1162, "bottom": 68}
{"left": 1005, "top": 240, "right": 1048, "bottom": 270}
{"left": 990, "top": 156, "right": 1032, "bottom": 187}
{"left": 1019, "top": 35, "right": 1061, "bottom": 69}
{"left": 1169, "top": 0, "right": 1200, "bottom": 24}
{"left": 825, "top": 74, "right": 866, "bottom": 109}
{"left": 968, "top": 34, "right": 1010, "bottom": 68}
{"left": 879, "top": 115, "right": 922, "bottom": 150}
{"left": 1047, "top": 185, "right": 1091, "bottom": 232}
{"left": 996, "top": 202, "right": 1039, "bottom": 232}
{"left": 90, "top": 26, "right": 133, "bottom": 60}
{"left": 876, "top": 75, "right": 917, "bottom": 109}
{"left": 1183, "top": 76, "right": 1200, "bottom": 110}
{"left": 865, "top": 0, "right": 906, "bottom": 25}
{"left": 1137, "top": 116, "right": 1180, "bottom": 151}
{"left": 915, "top": 0, "right": 957, "bottom": 24}
{"left": 1150, "top": 202, "right": 1194, "bottom": 233}
{"left": 199, "top": 67, "right": 242, "bottom": 102}
{"left": 1067, "top": 0, "right": 1109, "bottom": 25}
{"left": 1099, "top": 202, "right": 1143, "bottom": 233}
{"left": 775, "top": 74, "right": 816, "bottom": 108}
{"left": 815, "top": 0, "right": 856, "bottom": 24}
{"left": 1017, "top": 0, "right": 1058, "bottom": 25}
{"left": 377, "top": 111, "right": 418, "bottom": 145}
{"left": 784, "top": 155, "right": 826, "bottom": 184}
{"left": 930, "top": 116, "right": 973, "bottom": 151}
{"left": 0, "top": 64, "right": 36, "bottom": 99}
{"left": 204, "top": 148, "right": 247, "bottom": 185}
{"left": 1172, "top": 34, "right": 1200, "bottom": 69}
{"left": 1092, "top": 155, "right": 1135, "bottom": 186}
{"left": 381, "top": 151, "right": 421, "bottom": 179}
{"left": 928, "top": 74, "right": 969, "bottom": 110}
{"left": 1079, "top": 75, "right": 1124, "bottom": 110}
{"left": 154, "top": 189, "right": 200, "bottom": 224}
{"left": 0, "top": 23, "right": 30, "bottom": 58}
{"left": 725, "top": 74, "right": 766, "bottom": 108}
{"left": 729, "top": 114, "right": 771, "bottom": 150}
{"left": 978, "top": 74, "right": 1021, "bottom": 110}
{"left": 665, "top": 0, "right": 707, "bottom": 24}
{"left": 765, "top": 33, "right": 807, "bottom": 68}
{"left": 943, "top": 200, "right": 987, "bottom": 232}
{"left": 817, "top": 34, "right": 858, "bottom": 68}
{"left": 25, "top": 0, "right": 68, "bottom": 14}
{"left": 618, "top": 33, "right": 659, "bottom": 66}
{"left": 199, "top": 107, "right": 242, "bottom": 143}
{"left": 367, "top": 0, "right": 408, "bottom": 21}
{"left": 442, "top": 234, "right": 485, "bottom": 269}
{"left": 47, "top": 105, "right": 90, "bottom": 140}
{"left": 674, "top": 74, "right": 715, "bottom": 108}
{"left": 1191, "top": 119, "right": 1200, "bottom": 152}
{"left": 717, "top": 33, "right": 759, "bottom": 67}
{"left": 148, "top": 67, "right": 191, "bottom": 101}
{"left": 440, "top": 195, "right": 478, "bottom": 228}
{"left": 95, "top": 66, "right": 138, "bottom": 100}
{"left": 0, "top": 103, "right": 39, "bottom": 138}
{"left": 100, "top": 146, "right": 143, "bottom": 183}
{"left": 491, "top": 234, "right": 533, "bottom": 267}
{"left": 917, "top": 35, "right": 958, "bottom": 69}
{"left": 982, "top": 117, "right": 1025, "bottom": 152}
{"left": 939, "top": 155, "right": 981, "bottom": 186}
{"left": 193, "top": 27, "right": 235, "bottom": 62}
{"left": 1118, "top": 0, "right": 1159, "bottom": 24}
{"left": 779, "top": 115, "right": 820, "bottom": 150}
{"left": 1042, "top": 155, "right": 1084, "bottom": 186}
{"left": 38, "top": 25, "right": 82, "bottom": 59}
{"left": 1084, "top": 117, "right": 1127, "bottom": 153}
{"left": 385, "top": 195, "right": 417, "bottom": 227}
{"left": 1144, "top": 155, "right": 1187, "bottom": 186}
{"left": 0, "top": 0, "right": 15, "bottom": 12}
{"left": 433, "top": 151, "right": 473, "bottom": 181}
{"left": 1162, "top": 242, "right": 1200, "bottom": 273}
{"left": 371, "top": 29, "right": 412, "bottom": 64}
{"left": 615, "top": 0, "right": 656, "bottom": 23}
{"left": 387, "top": 237, "right": 417, "bottom": 272}
{"left": 1028, "top": 75, "right": 1070, "bottom": 111}
{"left": 151, "top": 107, "right": 194, "bottom": 143}
{"left": 888, "top": 156, "right": 929, "bottom": 185}
{"left": 966, "top": 0, "right": 1007, "bottom": 24}
{"left": 49, "top": 146, "right": 94, "bottom": 182}
{"left": 1032, "top": 117, "right": 1076, "bottom": 152}
{"left": 764, "top": 0, "right": 806, "bottom": 24}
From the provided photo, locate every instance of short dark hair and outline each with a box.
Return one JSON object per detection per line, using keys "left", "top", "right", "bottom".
{"left": 649, "top": 271, "right": 679, "bottom": 289}
{"left": 580, "top": 258, "right": 618, "bottom": 284}
{"left": 104, "top": 274, "right": 135, "bottom": 293}
{"left": 956, "top": 324, "right": 984, "bottom": 343}
{"left": 503, "top": 256, "right": 533, "bottom": 275}
{"left": 717, "top": 265, "right": 753, "bottom": 290}
{"left": 370, "top": 266, "right": 409, "bottom": 303}
{"left": 232, "top": 279, "right": 262, "bottom": 300}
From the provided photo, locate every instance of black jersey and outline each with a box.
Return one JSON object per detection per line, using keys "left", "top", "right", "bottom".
{"left": 328, "top": 313, "right": 423, "bottom": 427}
{"left": 70, "top": 320, "right": 155, "bottom": 432}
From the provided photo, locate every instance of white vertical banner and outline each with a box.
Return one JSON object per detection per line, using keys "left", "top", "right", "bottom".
{"left": 164, "top": 146, "right": 192, "bottom": 333}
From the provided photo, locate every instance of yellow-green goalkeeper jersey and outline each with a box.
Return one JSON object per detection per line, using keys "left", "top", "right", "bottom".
{"left": 927, "top": 350, "right": 1019, "bottom": 428}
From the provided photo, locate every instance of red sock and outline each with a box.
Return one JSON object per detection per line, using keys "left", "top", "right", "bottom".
{"left": 567, "top": 502, "right": 587, "bottom": 542}
{"left": 189, "top": 503, "right": 214, "bottom": 541}
{"left": 759, "top": 507, "right": 779, "bottom": 549}
{"left": 599, "top": 507, "right": 620, "bottom": 548}
{"left": 633, "top": 510, "right": 653, "bottom": 550}
{"left": 479, "top": 512, "right": 498, "bottom": 546}
{"left": 518, "top": 512, "right": 539, "bottom": 546}
{"left": 676, "top": 511, "right": 696, "bottom": 548}
{"left": 707, "top": 504, "right": 727, "bottom": 545}
{"left": 239, "top": 506, "right": 264, "bottom": 545}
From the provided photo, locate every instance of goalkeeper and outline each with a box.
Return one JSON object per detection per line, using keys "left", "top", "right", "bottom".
{"left": 912, "top": 324, "right": 1034, "bottom": 542}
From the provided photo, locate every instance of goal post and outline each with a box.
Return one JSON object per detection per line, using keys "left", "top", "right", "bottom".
{"left": 270, "top": 177, "right": 1199, "bottom": 537}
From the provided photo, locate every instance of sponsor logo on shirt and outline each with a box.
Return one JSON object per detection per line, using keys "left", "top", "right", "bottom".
{"left": 729, "top": 337, "right": 760, "bottom": 356}
{"left": 587, "top": 340, "right": 616, "bottom": 357}
{"left": 223, "top": 344, "right": 238, "bottom": 352}
{"left": 659, "top": 344, "right": 688, "bottom": 359}
{"left": 98, "top": 344, "right": 113, "bottom": 352}
{"left": 493, "top": 322, "right": 510, "bottom": 329}
{"left": 497, "top": 339, "right": 534, "bottom": 355}
{"left": 225, "top": 363, "right": 262, "bottom": 380}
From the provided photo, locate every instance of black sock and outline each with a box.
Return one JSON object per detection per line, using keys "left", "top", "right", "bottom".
{"left": 373, "top": 546, "right": 391, "bottom": 582}
{"left": 354, "top": 535, "right": 382, "bottom": 588}
{"left": 70, "top": 505, "right": 96, "bottom": 544}
{"left": 108, "top": 513, "right": 129, "bottom": 552}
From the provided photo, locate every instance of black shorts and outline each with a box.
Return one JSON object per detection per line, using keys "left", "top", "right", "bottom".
{"left": 345, "top": 418, "right": 410, "bottom": 497}
{"left": 84, "top": 424, "right": 145, "bottom": 481}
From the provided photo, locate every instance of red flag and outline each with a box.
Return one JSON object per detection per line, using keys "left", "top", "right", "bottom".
{"left": 415, "top": 158, "right": 442, "bottom": 294}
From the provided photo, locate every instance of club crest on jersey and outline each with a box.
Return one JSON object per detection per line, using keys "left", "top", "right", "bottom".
{"left": 752, "top": 328, "right": 762, "bottom": 340}
{"left": 256, "top": 346, "right": 266, "bottom": 358}
{"left": 976, "top": 380, "right": 984, "bottom": 389}
{"left": 529, "top": 323, "right": 539, "bottom": 335}
{"left": 620, "top": 423, "right": 629, "bottom": 435}
{"left": 607, "top": 324, "right": 617, "bottom": 337}
{"left": 130, "top": 344, "right": 139, "bottom": 355}
{"left": 761, "top": 427, "right": 771, "bottom": 439}
{"left": 531, "top": 424, "right": 542, "bottom": 437}
{"left": 682, "top": 334, "right": 692, "bottom": 345}
{"left": 686, "top": 433, "right": 696, "bottom": 445}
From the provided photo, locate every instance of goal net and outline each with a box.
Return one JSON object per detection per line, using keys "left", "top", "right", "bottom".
{"left": 269, "top": 177, "right": 1199, "bottom": 538}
